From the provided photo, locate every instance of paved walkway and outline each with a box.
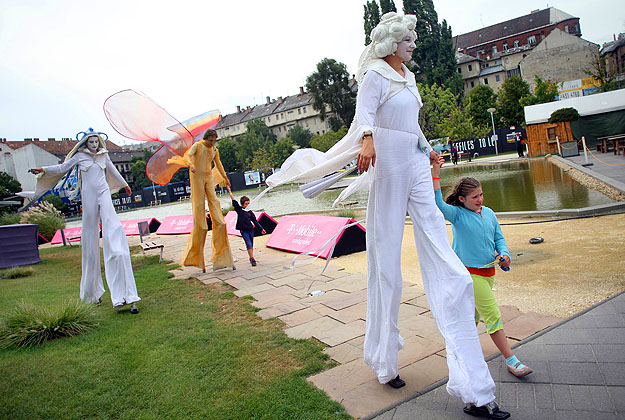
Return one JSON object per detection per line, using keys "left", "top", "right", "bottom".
{"left": 127, "top": 229, "right": 561, "bottom": 419}
{"left": 367, "top": 291, "right": 625, "bottom": 420}
{"left": 563, "top": 151, "right": 625, "bottom": 193}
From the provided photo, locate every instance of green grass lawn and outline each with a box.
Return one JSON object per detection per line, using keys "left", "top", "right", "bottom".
{"left": 0, "top": 247, "right": 351, "bottom": 420}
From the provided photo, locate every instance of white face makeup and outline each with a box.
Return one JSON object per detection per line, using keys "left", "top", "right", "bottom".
{"left": 395, "top": 33, "right": 416, "bottom": 62}
{"left": 86, "top": 136, "right": 100, "bottom": 153}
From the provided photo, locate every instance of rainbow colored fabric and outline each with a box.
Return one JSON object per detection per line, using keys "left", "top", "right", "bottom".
{"left": 103, "top": 89, "right": 220, "bottom": 185}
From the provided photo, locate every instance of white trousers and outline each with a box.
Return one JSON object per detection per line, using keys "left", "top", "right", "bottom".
{"left": 79, "top": 167, "right": 140, "bottom": 307}
{"left": 363, "top": 129, "right": 495, "bottom": 406}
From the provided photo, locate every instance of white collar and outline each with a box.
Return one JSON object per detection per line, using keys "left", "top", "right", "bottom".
{"left": 366, "top": 60, "right": 416, "bottom": 86}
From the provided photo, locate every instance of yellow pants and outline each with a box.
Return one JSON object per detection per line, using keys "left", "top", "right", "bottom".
{"left": 181, "top": 171, "right": 234, "bottom": 271}
{"left": 471, "top": 274, "right": 503, "bottom": 334}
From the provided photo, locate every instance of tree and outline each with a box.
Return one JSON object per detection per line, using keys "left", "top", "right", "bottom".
{"left": 0, "top": 171, "right": 21, "bottom": 198}
{"left": 417, "top": 83, "right": 458, "bottom": 139}
{"left": 379, "top": 0, "right": 396, "bottom": 13}
{"left": 363, "top": 1, "right": 381, "bottom": 45}
{"left": 130, "top": 158, "right": 150, "bottom": 189}
{"left": 584, "top": 52, "right": 619, "bottom": 92}
{"left": 271, "top": 137, "right": 295, "bottom": 167}
{"left": 548, "top": 108, "right": 580, "bottom": 123}
{"left": 310, "top": 127, "right": 348, "bottom": 152}
{"left": 438, "top": 107, "right": 481, "bottom": 140}
{"left": 402, "top": 0, "right": 462, "bottom": 97}
{"left": 287, "top": 125, "right": 313, "bottom": 148}
{"left": 306, "top": 58, "right": 357, "bottom": 128}
{"left": 237, "top": 119, "right": 276, "bottom": 169}
{"left": 496, "top": 76, "right": 531, "bottom": 127}
{"left": 247, "top": 149, "right": 273, "bottom": 174}
{"left": 519, "top": 75, "right": 559, "bottom": 107}
{"left": 216, "top": 136, "right": 238, "bottom": 172}
{"left": 464, "top": 85, "right": 497, "bottom": 132}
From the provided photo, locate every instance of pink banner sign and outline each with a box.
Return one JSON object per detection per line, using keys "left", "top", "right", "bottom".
{"left": 119, "top": 218, "right": 158, "bottom": 235}
{"left": 265, "top": 215, "right": 365, "bottom": 259}
{"left": 50, "top": 226, "right": 83, "bottom": 244}
{"left": 225, "top": 211, "right": 262, "bottom": 237}
{"left": 155, "top": 214, "right": 195, "bottom": 235}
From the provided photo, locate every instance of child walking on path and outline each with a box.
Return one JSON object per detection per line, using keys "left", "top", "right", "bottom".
{"left": 432, "top": 158, "right": 532, "bottom": 378}
{"left": 227, "top": 186, "right": 265, "bottom": 266}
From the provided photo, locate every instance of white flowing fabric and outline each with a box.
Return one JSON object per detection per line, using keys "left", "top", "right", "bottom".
{"left": 41, "top": 151, "right": 140, "bottom": 307}
{"left": 358, "top": 68, "right": 495, "bottom": 406}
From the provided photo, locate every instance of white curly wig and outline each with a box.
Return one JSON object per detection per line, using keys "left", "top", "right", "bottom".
{"left": 357, "top": 12, "right": 417, "bottom": 83}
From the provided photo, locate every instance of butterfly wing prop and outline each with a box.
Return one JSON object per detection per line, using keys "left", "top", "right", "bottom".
{"left": 103, "top": 89, "right": 220, "bottom": 185}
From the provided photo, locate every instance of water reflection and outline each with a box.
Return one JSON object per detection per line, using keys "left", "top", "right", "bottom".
{"left": 440, "top": 160, "right": 610, "bottom": 212}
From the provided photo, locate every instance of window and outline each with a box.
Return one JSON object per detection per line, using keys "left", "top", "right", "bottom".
{"left": 492, "top": 45, "right": 497, "bottom": 55}
{"left": 484, "top": 77, "right": 489, "bottom": 85}
{"left": 298, "top": 108, "right": 301, "bottom": 114}
{"left": 505, "top": 58, "right": 509, "bottom": 64}
{"left": 496, "top": 75, "right": 500, "bottom": 82}
{"left": 267, "top": 116, "right": 270, "bottom": 122}
{"left": 303, "top": 107, "right": 307, "bottom": 113}
{"left": 468, "top": 64, "right": 473, "bottom": 72}
{"left": 514, "top": 40, "right": 519, "bottom": 48}
{"left": 575, "top": 24, "right": 579, "bottom": 33}
{"left": 503, "top": 42, "right": 508, "bottom": 51}
{"left": 564, "top": 25, "right": 569, "bottom": 33}
{"left": 457, "top": 67, "right": 462, "bottom": 73}
{"left": 528, "top": 35, "right": 536, "bottom": 45}
{"left": 547, "top": 127, "right": 557, "bottom": 143}
{"left": 470, "top": 81, "right": 475, "bottom": 88}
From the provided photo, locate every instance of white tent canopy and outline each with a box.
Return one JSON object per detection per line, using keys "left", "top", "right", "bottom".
{"left": 524, "top": 89, "right": 625, "bottom": 125}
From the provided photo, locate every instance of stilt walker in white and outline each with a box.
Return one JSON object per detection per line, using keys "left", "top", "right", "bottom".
{"left": 256, "top": 12, "right": 509, "bottom": 419}
{"left": 29, "top": 128, "right": 140, "bottom": 314}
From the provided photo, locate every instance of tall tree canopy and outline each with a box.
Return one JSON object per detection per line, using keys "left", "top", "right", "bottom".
{"left": 363, "top": 1, "right": 381, "bottom": 45}
{"left": 306, "top": 58, "right": 356, "bottom": 129}
{"left": 379, "top": 0, "right": 396, "bottom": 13}
{"left": 402, "top": 0, "right": 462, "bottom": 96}
{"left": 417, "top": 83, "right": 458, "bottom": 139}
{"left": 519, "top": 75, "right": 559, "bottom": 107}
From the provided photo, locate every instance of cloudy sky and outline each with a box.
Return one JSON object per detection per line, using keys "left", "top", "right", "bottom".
{"left": 1, "top": 0, "right": 623, "bottom": 144}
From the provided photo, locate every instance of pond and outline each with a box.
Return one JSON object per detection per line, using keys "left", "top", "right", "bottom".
{"left": 66, "top": 159, "right": 614, "bottom": 228}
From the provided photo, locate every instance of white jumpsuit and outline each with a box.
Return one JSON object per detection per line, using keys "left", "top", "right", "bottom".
{"left": 43, "top": 151, "right": 140, "bottom": 308}
{"left": 359, "top": 69, "right": 495, "bottom": 406}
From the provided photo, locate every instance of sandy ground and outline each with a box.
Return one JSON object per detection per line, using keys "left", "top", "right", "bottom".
{"left": 256, "top": 213, "right": 625, "bottom": 319}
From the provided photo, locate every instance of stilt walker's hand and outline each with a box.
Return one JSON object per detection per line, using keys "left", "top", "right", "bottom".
{"left": 124, "top": 186, "right": 131, "bottom": 195}
{"left": 357, "top": 137, "right": 376, "bottom": 173}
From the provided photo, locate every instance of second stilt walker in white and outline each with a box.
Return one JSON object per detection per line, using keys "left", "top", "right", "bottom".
{"left": 29, "top": 129, "right": 141, "bottom": 314}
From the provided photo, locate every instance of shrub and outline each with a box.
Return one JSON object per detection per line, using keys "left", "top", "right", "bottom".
{"left": 0, "top": 300, "right": 98, "bottom": 349}
{"left": 548, "top": 107, "right": 580, "bottom": 123}
{"left": 19, "top": 201, "right": 65, "bottom": 241}
{"left": 0, "top": 266, "right": 34, "bottom": 279}
{"left": 0, "top": 212, "right": 20, "bottom": 226}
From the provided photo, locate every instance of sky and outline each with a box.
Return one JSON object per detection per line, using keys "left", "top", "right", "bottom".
{"left": 1, "top": 0, "right": 623, "bottom": 145}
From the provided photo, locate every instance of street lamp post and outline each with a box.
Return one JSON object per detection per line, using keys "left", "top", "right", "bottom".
{"left": 487, "top": 107, "right": 498, "bottom": 156}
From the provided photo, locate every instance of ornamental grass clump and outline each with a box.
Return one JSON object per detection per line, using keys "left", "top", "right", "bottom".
{"left": 19, "top": 201, "right": 65, "bottom": 241}
{"left": 336, "top": 209, "right": 356, "bottom": 219}
{"left": 0, "top": 300, "right": 98, "bottom": 349}
{"left": 0, "top": 266, "right": 34, "bottom": 279}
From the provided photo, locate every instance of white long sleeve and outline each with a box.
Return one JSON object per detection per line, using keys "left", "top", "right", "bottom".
{"left": 355, "top": 70, "right": 390, "bottom": 135}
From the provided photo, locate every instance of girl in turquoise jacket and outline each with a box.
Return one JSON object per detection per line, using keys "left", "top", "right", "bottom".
{"left": 432, "top": 157, "right": 531, "bottom": 378}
